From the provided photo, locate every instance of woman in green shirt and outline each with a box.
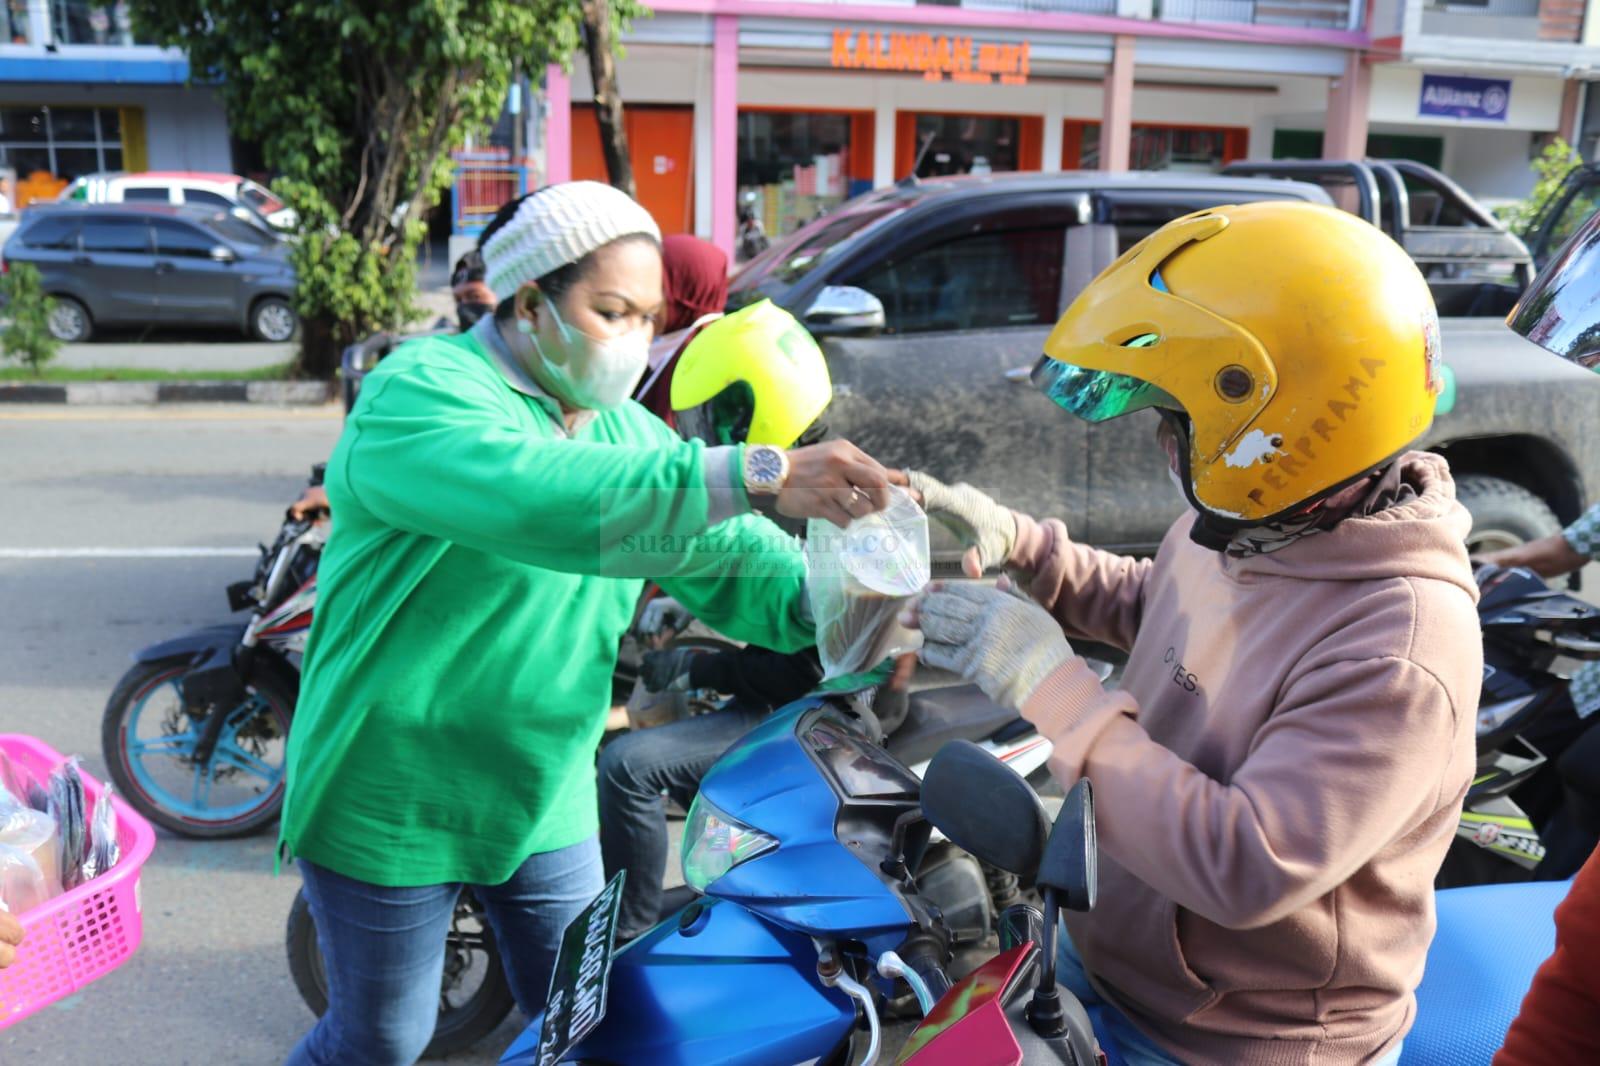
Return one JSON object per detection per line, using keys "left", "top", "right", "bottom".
{"left": 281, "top": 182, "right": 898, "bottom": 1066}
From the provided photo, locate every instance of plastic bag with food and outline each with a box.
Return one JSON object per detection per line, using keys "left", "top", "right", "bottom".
{"left": 806, "top": 487, "right": 931, "bottom": 679}
{"left": 0, "top": 799, "right": 61, "bottom": 913}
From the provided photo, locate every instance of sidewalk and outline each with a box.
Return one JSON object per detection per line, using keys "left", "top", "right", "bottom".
{"left": 3, "top": 285, "right": 458, "bottom": 405}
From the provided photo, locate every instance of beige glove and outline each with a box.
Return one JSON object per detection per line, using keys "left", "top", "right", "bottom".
{"left": 907, "top": 471, "right": 1019, "bottom": 578}
{"left": 909, "top": 580, "right": 1075, "bottom": 712}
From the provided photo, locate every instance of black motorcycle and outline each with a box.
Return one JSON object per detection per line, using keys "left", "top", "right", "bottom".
{"left": 1438, "top": 564, "right": 1600, "bottom": 886}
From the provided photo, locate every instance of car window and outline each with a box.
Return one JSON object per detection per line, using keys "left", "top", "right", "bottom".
{"left": 121, "top": 186, "right": 170, "bottom": 203}
{"left": 186, "top": 189, "right": 233, "bottom": 208}
{"left": 1104, "top": 192, "right": 1312, "bottom": 253}
{"left": 238, "top": 181, "right": 286, "bottom": 216}
{"left": 1544, "top": 181, "right": 1600, "bottom": 254}
{"left": 202, "top": 214, "right": 275, "bottom": 250}
{"left": 80, "top": 216, "right": 150, "bottom": 255}
{"left": 844, "top": 222, "right": 1067, "bottom": 335}
{"left": 152, "top": 219, "right": 218, "bottom": 258}
{"left": 22, "top": 216, "right": 80, "bottom": 250}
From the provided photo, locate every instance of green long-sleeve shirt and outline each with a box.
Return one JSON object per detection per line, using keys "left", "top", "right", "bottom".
{"left": 279, "top": 327, "right": 812, "bottom": 886}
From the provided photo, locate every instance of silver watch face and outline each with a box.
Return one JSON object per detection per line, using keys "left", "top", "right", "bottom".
{"left": 749, "top": 447, "right": 784, "bottom": 486}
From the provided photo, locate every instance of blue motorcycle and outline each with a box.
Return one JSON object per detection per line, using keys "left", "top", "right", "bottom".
{"left": 502, "top": 686, "right": 1041, "bottom": 1066}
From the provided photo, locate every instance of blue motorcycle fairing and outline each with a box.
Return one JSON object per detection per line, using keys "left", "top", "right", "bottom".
{"left": 699, "top": 700, "right": 915, "bottom": 941}
{"left": 132, "top": 623, "right": 246, "bottom": 665}
{"left": 499, "top": 897, "right": 855, "bottom": 1066}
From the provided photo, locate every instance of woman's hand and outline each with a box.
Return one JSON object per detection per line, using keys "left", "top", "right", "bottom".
{"left": 289, "top": 485, "right": 331, "bottom": 521}
{"left": 903, "top": 579, "right": 1075, "bottom": 712}
{"left": 0, "top": 909, "right": 23, "bottom": 969}
{"left": 778, "top": 441, "right": 906, "bottom": 529}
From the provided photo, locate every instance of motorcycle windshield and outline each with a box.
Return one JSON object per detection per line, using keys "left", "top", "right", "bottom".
{"left": 1508, "top": 208, "right": 1600, "bottom": 369}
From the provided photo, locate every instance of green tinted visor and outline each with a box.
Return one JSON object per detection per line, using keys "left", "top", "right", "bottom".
{"left": 675, "top": 383, "right": 755, "bottom": 447}
{"left": 1029, "top": 352, "right": 1180, "bottom": 424}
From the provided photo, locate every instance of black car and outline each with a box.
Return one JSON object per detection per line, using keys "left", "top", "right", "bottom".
{"left": 729, "top": 171, "right": 1600, "bottom": 556}
{"left": 1, "top": 202, "right": 297, "bottom": 343}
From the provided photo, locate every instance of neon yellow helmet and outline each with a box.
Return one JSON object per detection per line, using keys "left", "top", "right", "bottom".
{"left": 670, "top": 299, "right": 832, "bottom": 448}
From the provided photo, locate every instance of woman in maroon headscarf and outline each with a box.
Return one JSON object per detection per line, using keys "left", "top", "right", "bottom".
{"left": 636, "top": 235, "right": 730, "bottom": 423}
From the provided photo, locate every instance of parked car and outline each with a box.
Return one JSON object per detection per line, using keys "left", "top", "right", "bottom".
{"left": 1, "top": 202, "right": 298, "bottom": 343}
{"left": 728, "top": 171, "right": 1600, "bottom": 557}
{"left": 59, "top": 170, "right": 299, "bottom": 233}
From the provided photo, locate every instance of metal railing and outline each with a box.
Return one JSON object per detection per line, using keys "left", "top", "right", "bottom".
{"left": 1158, "top": 0, "right": 1358, "bottom": 28}
{"left": 451, "top": 151, "right": 537, "bottom": 237}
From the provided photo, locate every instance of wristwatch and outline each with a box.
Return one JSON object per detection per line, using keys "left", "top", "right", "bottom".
{"left": 743, "top": 444, "right": 791, "bottom": 505}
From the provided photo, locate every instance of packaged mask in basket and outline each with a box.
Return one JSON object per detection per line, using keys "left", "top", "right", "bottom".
{"left": 0, "top": 749, "right": 49, "bottom": 814}
{"left": 48, "top": 757, "right": 88, "bottom": 891}
{"left": 82, "top": 784, "right": 120, "bottom": 882}
{"left": 806, "top": 487, "right": 931, "bottom": 678}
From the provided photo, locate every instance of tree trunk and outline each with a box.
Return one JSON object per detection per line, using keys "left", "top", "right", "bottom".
{"left": 294, "top": 311, "right": 345, "bottom": 381}
{"left": 582, "top": 0, "right": 634, "bottom": 198}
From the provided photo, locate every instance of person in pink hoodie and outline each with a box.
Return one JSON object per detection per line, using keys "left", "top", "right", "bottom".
{"left": 906, "top": 202, "right": 1480, "bottom": 1066}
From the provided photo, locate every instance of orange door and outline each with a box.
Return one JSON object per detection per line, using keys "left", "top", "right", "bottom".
{"left": 572, "top": 105, "right": 695, "bottom": 233}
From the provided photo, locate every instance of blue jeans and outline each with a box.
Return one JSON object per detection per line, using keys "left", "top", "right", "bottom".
{"left": 597, "top": 705, "right": 765, "bottom": 939}
{"left": 1056, "top": 927, "right": 1402, "bottom": 1066}
{"left": 286, "top": 837, "right": 603, "bottom": 1066}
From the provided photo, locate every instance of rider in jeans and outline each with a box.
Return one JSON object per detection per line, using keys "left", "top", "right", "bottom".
{"left": 598, "top": 299, "right": 835, "bottom": 941}
{"left": 906, "top": 203, "right": 1480, "bottom": 1065}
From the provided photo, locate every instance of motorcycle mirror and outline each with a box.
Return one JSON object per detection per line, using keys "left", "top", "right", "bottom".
{"left": 920, "top": 740, "right": 1049, "bottom": 878}
{"left": 1036, "top": 778, "right": 1097, "bottom": 912}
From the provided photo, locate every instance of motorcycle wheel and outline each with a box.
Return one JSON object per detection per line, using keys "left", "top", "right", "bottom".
{"left": 286, "top": 887, "right": 516, "bottom": 1060}
{"left": 102, "top": 657, "right": 294, "bottom": 838}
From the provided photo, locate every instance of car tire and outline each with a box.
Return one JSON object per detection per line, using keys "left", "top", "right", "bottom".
{"left": 1455, "top": 475, "right": 1563, "bottom": 555}
{"left": 251, "top": 297, "right": 298, "bottom": 342}
{"left": 47, "top": 295, "right": 92, "bottom": 342}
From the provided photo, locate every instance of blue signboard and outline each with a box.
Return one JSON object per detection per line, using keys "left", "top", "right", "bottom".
{"left": 1419, "top": 74, "right": 1511, "bottom": 121}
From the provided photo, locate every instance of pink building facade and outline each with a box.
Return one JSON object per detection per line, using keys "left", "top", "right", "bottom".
{"left": 534, "top": 0, "right": 1596, "bottom": 256}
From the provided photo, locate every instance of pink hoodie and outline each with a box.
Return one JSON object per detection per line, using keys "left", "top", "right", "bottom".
{"left": 1019, "top": 452, "right": 1480, "bottom": 1066}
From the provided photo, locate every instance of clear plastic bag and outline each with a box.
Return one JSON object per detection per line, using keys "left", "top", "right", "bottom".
{"left": 0, "top": 801, "right": 61, "bottom": 913}
{"left": 0, "top": 749, "right": 49, "bottom": 814}
{"left": 806, "top": 487, "right": 931, "bottom": 679}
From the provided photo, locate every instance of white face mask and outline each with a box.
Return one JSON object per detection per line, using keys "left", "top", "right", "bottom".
{"left": 519, "top": 298, "right": 649, "bottom": 410}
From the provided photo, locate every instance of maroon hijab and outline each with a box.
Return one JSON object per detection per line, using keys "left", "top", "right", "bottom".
{"left": 660, "top": 235, "right": 729, "bottom": 335}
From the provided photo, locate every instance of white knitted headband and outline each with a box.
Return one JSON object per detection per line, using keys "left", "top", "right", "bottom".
{"left": 482, "top": 180, "right": 662, "bottom": 297}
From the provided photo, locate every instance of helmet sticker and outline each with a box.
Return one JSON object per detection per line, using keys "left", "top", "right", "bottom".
{"left": 1422, "top": 309, "right": 1443, "bottom": 396}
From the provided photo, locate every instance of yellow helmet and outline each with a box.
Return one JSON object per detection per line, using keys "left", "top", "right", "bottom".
{"left": 670, "top": 299, "right": 832, "bottom": 448}
{"left": 1033, "top": 201, "right": 1443, "bottom": 525}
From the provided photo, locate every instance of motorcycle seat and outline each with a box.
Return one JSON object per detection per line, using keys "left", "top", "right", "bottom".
{"left": 1399, "top": 879, "right": 1568, "bottom": 1065}
{"left": 885, "top": 684, "right": 1024, "bottom": 767}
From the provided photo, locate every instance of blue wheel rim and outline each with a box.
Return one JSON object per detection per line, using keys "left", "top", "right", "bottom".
{"left": 120, "top": 670, "right": 288, "bottom": 825}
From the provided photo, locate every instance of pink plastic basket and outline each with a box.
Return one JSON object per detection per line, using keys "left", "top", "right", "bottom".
{"left": 0, "top": 734, "right": 156, "bottom": 1029}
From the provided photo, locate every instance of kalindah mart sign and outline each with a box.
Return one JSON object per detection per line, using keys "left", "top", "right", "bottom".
{"left": 830, "top": 30, "right": 1031, "bottom": 85}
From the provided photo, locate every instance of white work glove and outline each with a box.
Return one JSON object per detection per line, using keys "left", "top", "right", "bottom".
{"left": 906, "top": 580, "right": 1075, "bottom": 712}
{"left": 636, "top": 596, "right": 692, "bottom": 639}
{"left": 907, "top": 471, "right": 1018, "bottom": 579}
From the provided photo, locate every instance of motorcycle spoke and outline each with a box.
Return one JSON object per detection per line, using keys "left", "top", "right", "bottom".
{"left": 212, "top": 739, "right": 281, "bottom": 786}
{"left": 128, "top": 732, "right": 200, "bottom": 757}
{"left": 191, "top": 760, "right": 215, "bottom": 809}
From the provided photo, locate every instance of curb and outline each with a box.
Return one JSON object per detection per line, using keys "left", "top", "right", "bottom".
{"left": 0, "top": 381, "right": 336, "bottom": 406}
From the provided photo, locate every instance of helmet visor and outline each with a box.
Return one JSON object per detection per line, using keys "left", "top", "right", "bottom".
{"left": 1029, "top": 353, "right": 1180, "bottom": 424}
{"left": 675, "top": 383, "right": 755, "bottom": 446}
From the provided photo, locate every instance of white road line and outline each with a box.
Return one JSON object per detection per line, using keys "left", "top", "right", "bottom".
{"left": 0, "top": 547, "right": 258, "bottom": 559}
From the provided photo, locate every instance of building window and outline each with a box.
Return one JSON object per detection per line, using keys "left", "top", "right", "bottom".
{"left": 898, "top": 112, "right": 1043, "bottom": 180}
{"left": 0, "top": 106, "right": 125, "bottom": 206}
{"left": 51, "top": 1, "right": 144, "bottom": 45}
{"left": 1065, "top": 121, "right": 1247, "bottom": 171}
{"left": 737, "top": 110, "right": 874, "bottom": 241}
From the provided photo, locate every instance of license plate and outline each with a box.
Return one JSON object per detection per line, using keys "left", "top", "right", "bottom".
{"left": 536, "top": 871, "right": 626, "bottom": 1066}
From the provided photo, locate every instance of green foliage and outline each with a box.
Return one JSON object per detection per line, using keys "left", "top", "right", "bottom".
{"left": 1498, "top": 137, "right": 1583, "bottom": 234}
{"left": 0, "top": 263, "right": 62, "bottom": 375}
{"left": 128, "top": 0, "right": 641, "bottom": 378}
